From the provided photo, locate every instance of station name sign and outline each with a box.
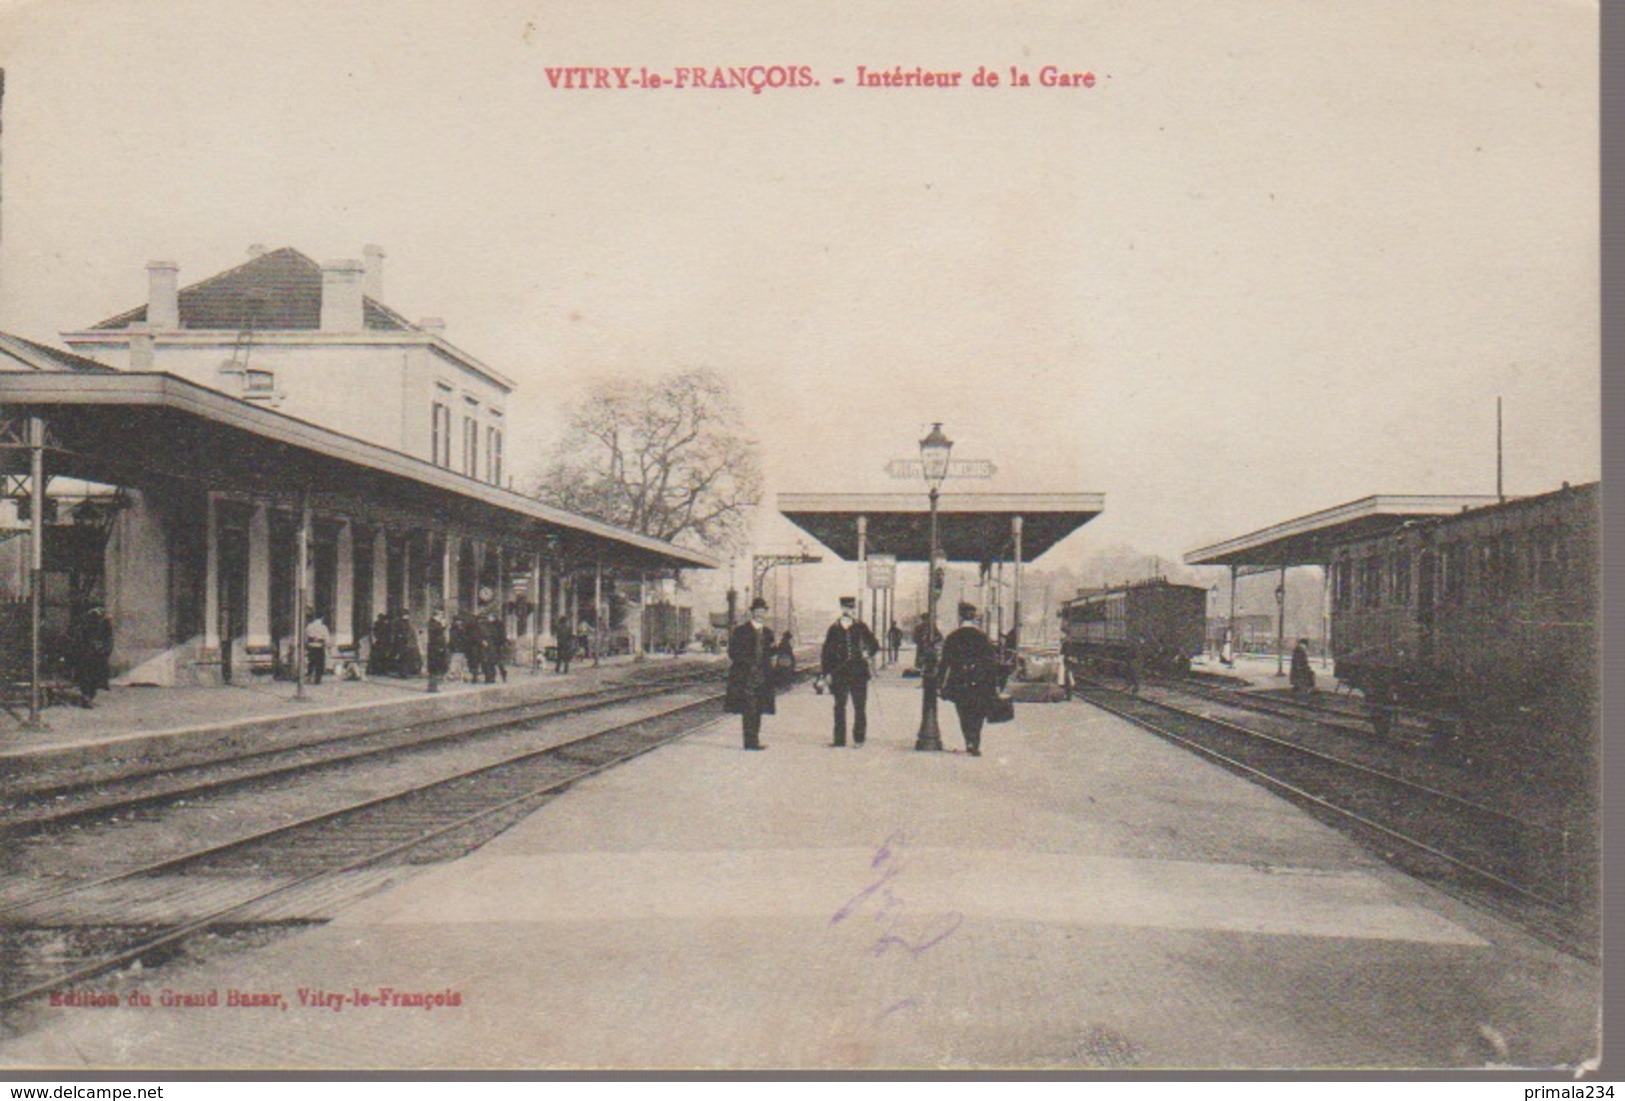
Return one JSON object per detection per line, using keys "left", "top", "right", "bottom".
{"left": 884, "top": 459, "right": 997, "bottom": 479}
{"left": 866, "top": 553, "right": 897, "bottom": 590}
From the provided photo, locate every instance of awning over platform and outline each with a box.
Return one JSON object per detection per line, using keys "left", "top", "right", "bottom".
{"left": 0, "top": 371, "right": 717, "bottom": 571}
{"left": 776, "top": 492, "right": 1104, "bottom": 563}
{"left": 1183, "top": 494, "right": 1504, "bottom": 570}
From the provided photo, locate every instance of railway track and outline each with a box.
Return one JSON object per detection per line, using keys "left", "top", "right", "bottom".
{"left": 0, "top": 665, "right": 727, "bottom": 835}
{"left": 0, "top": 679, "right": 729, "bottom": 1011}
{"left": 1070, "top": 679, "right": 1594, "bottom": 961}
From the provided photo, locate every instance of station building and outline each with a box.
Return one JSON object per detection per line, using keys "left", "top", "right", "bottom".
{"left": 0, "top": 248, "right": 714, "bottom": 688}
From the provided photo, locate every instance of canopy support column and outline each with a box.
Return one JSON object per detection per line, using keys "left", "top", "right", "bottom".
{"left": 1275, "top": 563, "right": 1287, "bottom": 677}
{"left": 25, "top": 416, "right": 46, "bottom": 729}
{"left": 1012, "top": 514, "right": 1024, "bottom": 647}
{"left": 855, "top": 515, "right": 868, "bottom": 624}
{"left": 294, "top": 485, "right": 311, "bottom": 700}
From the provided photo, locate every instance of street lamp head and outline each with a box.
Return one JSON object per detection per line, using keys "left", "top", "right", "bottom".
{"left": 919, "top": 422, "right": 954, "bottom": 490}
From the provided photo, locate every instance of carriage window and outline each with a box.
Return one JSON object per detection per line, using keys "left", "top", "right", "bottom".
{"left": 1531, "top": 530, "right": 1559, "bottom": 593}
{"left": 1361, "top": 556, "right": 1383, "bottom": 609}
{"left": 1440, "top": 543, "right": 1465, "bottom": 603}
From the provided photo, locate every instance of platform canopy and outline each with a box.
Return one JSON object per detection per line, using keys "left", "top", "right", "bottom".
{"left": 1183, "top": 494, "right": 1505, "bottom": 570}
{"left": 0, "top": 370, "right": 717, "bottom": 572}
{"left": 777, "top": 492, "right": 1104, "bottom": 563}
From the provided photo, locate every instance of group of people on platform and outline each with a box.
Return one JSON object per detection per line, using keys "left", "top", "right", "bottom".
{"left": 345, "top": 607, "right": 510, "bottom": 690}
{"left": 726, "top": 596, "right": 1004, "bottom": 756}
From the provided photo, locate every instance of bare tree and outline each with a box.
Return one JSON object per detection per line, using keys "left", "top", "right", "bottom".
{"left": 533, "top": 368, "right": 763, "bottom": 554}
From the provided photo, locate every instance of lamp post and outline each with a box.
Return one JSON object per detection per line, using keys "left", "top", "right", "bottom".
{"left": 915, "top": 422, "right": 953, "bottom": 752}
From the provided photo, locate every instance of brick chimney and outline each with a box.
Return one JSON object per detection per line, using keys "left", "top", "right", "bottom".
{"left": 146, "top": 261, "right": 180, "bottom": 330}
{"left": 362, "top": 244, "right": 385, "bottom": 300}
{"left": 320, "top": 259, "right": 365, "bottom": 331}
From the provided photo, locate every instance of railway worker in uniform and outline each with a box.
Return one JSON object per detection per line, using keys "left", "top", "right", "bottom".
{"left": 66, "top": 603, "right": 113, "bottom": 708}
{"left": 821, "top": 596, "right": 879, "bottom": 747}
{"left": 426, "top": 609, "right": 450, "bottom": 693}
{"left": 304, "top": 611, "right": 331, "bottom": 686}
{"left": 1290, "top": 638, "right": 1316, "bottom": 694}
{"left": 936, "top": 602, "right": 998, "bottom": 757}
{"left": 726, "top": 596, "right": 777, "bottom": 750}
{"left": 1220, "top": 626, "right": 1235, "bottom": 668}
{"left": 1126, "top": 635, "right": 1145, "bottom": 695}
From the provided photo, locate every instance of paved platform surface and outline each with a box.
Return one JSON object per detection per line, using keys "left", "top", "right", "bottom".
{"left": 0, "top": 672, "right": 1598, "bottom": 1071}
{"left": 0, "top": 654, "right": 696, "bottom": 774}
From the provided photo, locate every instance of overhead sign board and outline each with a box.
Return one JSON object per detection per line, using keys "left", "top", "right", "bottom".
{"left": 866, "top": 553, "right": 897, "bottom": 589}
{"left": 884, "top": 458, "right": 998, "bottom": 480}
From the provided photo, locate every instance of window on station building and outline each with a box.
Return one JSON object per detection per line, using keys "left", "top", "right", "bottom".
{"left": 431, "top": 402, "right": 451, "bottom": 468}
{"left": 487, "top": 425, "right": 503, "bottom": 486}
{"left": 1392, "top": 551, "right": 1411, "bottom": 606}
{"left": 462, "top": 416, "right": 479, "bottom": 479}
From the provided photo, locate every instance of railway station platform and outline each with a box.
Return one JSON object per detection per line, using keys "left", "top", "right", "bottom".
{"left": 0, "top": 670, "right": 1598, "bottom": 1071}
{"left": 0, "top": 654, "right": 706, "bottom": 784}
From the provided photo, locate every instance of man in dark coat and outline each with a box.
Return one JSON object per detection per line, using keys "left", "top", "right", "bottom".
{"left": 367, "top": 612, "right": 392, "bottom": 677}
{"left": 1290, "top": 638, "right": 1316, "bottom": 694}
{"left": 887, "top": 621, "right": 903, "bottom": 664}
{"left": 67, "top": 603, "right": 114, "bottom": 708}
{"left": 821, "top": 596, "right": 879, "bottom": 747}
{"left": 426, "top": 609, "right": 450, "bottom": 693}
{"left": 480, "top": 607, "right": 507, "bottom": 684}
{"left": 553, "top": 614, "right": 574, "bottom": 673}
{"left": 936, "top": 602, "right": 997, "bottom": 756}
{"left": 725, "top": 597, "right": 777, "bottom": 750}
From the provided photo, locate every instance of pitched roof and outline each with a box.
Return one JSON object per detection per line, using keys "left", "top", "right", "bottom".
{"left": 88, "top": 247, "right": 417, "bottom": 332}
{"left": 0, "top": 330, "right": 117, "bottom": 373}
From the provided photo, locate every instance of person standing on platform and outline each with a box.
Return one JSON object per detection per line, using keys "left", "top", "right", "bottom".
{"left": 821, "top": 596, "right": 879, "bottom": 747}
{"left": 936, "top": 602, "right": 997, "bottom": 757}
{"left": 481, "top": 607, "right": 508, "bottom": 683}
{"left": 67, "top": 603, "right": 113, "bottom": 708}
{"left": 368, "top": 612, "right": 392, "bottom": 677}
{"left": 448, "top": 613, "right": 471, "bottom": 683}
{"left": 725, "top": 597, "right": 776, "bottom": 750}
{"left": 395, "top": 611, "right": 423, "bottom": 677}
{"left": 426, "top": 609, "right": 450, "bottom": 693}
{"left": 774, "top": 630, "right": 798, "bottom": 690}
{"left": 887, "top": 621, "right": 903, "bottom": 665}
{"left": 1290, "top": 638, "right": 1316, "bottom": 694}
{"left": 1126, "top": 635, "right": 1144, "bottom": 695}
{"left": 553, "top": 614, "right": 574, "bottom": 673}
{"left": 304, "top": 611, "right": 331, "bottom": 686}
{"left": 1220, "top": 626, "right": 1235, "bottom": 668}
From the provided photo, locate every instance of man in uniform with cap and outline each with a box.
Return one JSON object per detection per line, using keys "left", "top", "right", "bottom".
{"left": 725, "top": 596, "right": 777, "bottom": 750}
{"left": 821, "top": 596, "right": 880, "bottom": 747}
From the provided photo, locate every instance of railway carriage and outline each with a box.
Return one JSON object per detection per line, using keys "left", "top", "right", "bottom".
{"left": 1059, "top": 579, "right": 1207, "bottom": 678}
{"left": 1329, "top": 482, "right": 1598, "bottom": 772}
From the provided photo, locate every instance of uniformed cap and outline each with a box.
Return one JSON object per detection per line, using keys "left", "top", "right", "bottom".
{"left": 750, "top": 596, "right": 769, "bottom": 611}
{"left": 839, "top": 596, "right": 856, "bottom": 609}
{"left": 957, "top": 602, "right": 978, "bottom": 621}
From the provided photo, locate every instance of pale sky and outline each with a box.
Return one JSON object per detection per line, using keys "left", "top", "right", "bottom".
{"left": 0, "top": 0, "right": 1600, "bottom": 609}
